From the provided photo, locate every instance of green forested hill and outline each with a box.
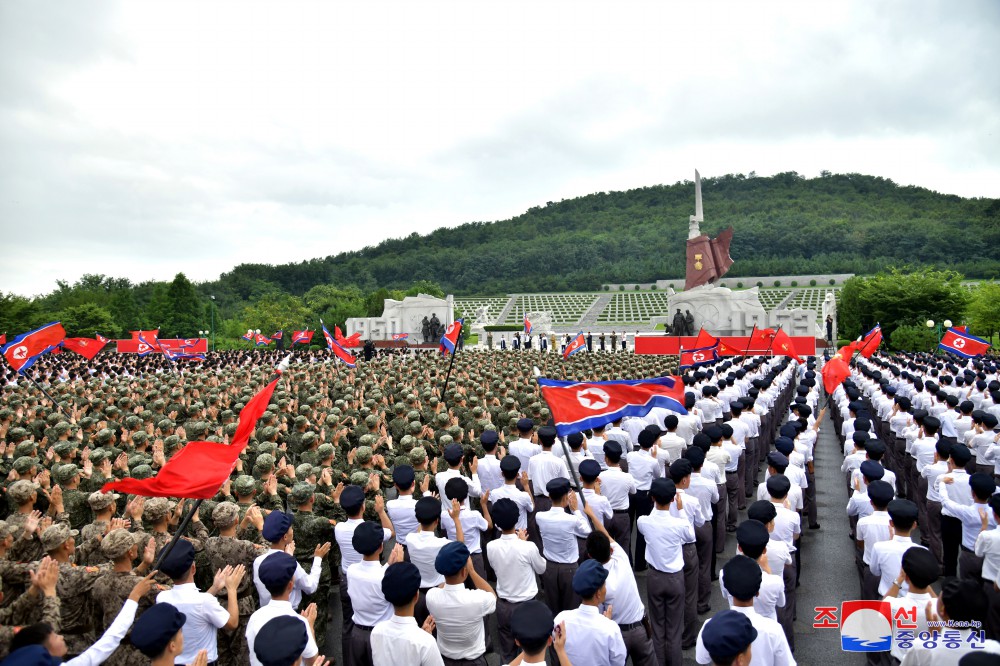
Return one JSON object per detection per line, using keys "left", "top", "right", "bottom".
{"left": 208, "top": 171, "right": 1000, "bottom": 298}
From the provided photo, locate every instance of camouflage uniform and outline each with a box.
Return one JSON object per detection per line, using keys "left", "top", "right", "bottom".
{"left": 0, "top": 592, "right": 61, "bottom": 660}
{"left": 92, "top": 570, "right": 162, "bottom": 666}
{"left": 290, "top": 483, "right": 335, "bottom": 649}
{"left": 55, "top": 465, "right": 93, "bottom": 530}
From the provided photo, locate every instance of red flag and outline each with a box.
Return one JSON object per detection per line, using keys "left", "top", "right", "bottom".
{"left": 292, "top": 330, "right": 313, "bottom": 345}
{"left": 131, "top": 329, "right": 159, "bottom": 340}
{"left": 2, "top": 322, "right": 66, "bottom": 372}
{"left": 322, "top": 323, "right": 357, "bottom": 367}
{"left": 717, "top": 340, "right": 741, "bottom": 356}
{"left": 563, "top": 331, "right": 586, "bottom": 359}
{"left": 538, "top": 376, "right": 687, "bottom": 437}
{"left": 692, "top": 329, "right": 718, "bottom": 350}
{"left": 102, "top": 376, "right": 280, "bottom": 499}
{"left": 772, "top": 328, "right": 801, "bottom": 362}
{"left": 62, "top": 337, "right": 108, "bottom": 360}
{"left": 0, "top": 333, "right": 5, "bottom": 347}
{"left": 748, "top": 327, "right": 776, "bottom": 350}
{"left": 822, "top": 356, "right": 851, "bottom": 395}
{"left": 334, "top": 326, "right": 362, "bottom": 348}
{"left": 858, "top": 325, "right": 882, "bottom": 358}
{"left": 939, "top": 328, "right": 991, "bottom": 358}
{"left": 954, "top": 325, "right": 968, "bottom": 333}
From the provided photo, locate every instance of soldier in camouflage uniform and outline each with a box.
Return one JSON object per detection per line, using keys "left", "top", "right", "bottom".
{"left": 77, "top": 491, "right": 121, "bottom": 567}
{"left": 54, "top": 464, "right": 92, "bottom": 531}
{"left": 41, "top": 523, "right": 109, "bottom": 656}
{"left": 204, "top": 502, "right": 267, "bottom": 666}
{"left": 0, "top": 559, "right": 63, "bottom": 660}
{"left": 289, "top": 482, "right": 336, "bottom": 650}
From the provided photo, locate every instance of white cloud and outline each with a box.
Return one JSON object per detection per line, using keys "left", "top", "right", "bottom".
{"left": 1, "top": 0, "right": 998, "bottom": 296}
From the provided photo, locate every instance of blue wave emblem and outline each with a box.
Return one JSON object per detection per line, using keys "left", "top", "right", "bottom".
{"left": 842, "top": 635, "right": 892, "bottom": 652}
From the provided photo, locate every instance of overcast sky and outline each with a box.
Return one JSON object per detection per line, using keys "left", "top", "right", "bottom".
{"left": 2, "top": 0, "right": 998, "bottom": 297}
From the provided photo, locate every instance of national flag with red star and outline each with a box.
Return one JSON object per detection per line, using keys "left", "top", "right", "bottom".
{"left": 680, "top": 347, "right": 718, "bottom": 368}
{"left": 939, "top": 328, "right": 990, "bottom": 358}
{"left": 538, "top": 376, "right": 687, "bottom": 437}
{"left": 334, "top": 326, "right": 362, "bottom": 348}
{"left": 392, "top": 333, "right": 409, "bottom": 341}
{"left": 292, "top": 330, "right": 313, "bottom": 346}
{"left": 137, "top": 333, "right": 160, "bottom": 357}
{"left": 322, "top": 323, "right": 357, "bottom": 367}
{"left": 563, "top": 331, "right": 586, "bottom": 359}
{"left": 524, "top": 316, "right": 532, "bottom": 336}
{"left": 2, "top": 322, "right": 66, "bottom": 372}
{"left": 254, "top": 332, "right": 272, "bottom": 347}
{"left": 242, "top": 330, "right": 254, "bottom": 342}
{"left": 271, "top": 330, "right": 283, "bottom": 340}
{"left": 440, "top": 319, "right": 464, "bottom": 356}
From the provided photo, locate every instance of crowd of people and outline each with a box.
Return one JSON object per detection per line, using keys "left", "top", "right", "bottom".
{"left": 0, "top": 345, "right": 998, "bottom": 665}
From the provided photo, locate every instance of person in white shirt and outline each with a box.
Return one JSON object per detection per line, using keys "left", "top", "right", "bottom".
{"left": 748, "top": 500, "right": 797, "bottom": 649}
{"left": 486, "top": 498, "right": 547, "bottom": 663}
{"left": 882, "top": 547, "right": 940, "bottom": 663}
{"left": 870, "top": 499, "right": 925, "bottom": 596}
{"left": 246, "top": 552, "right": 320, "bottom": 666}
{"left": 476, "top": 430, "right": 504, "bottom": 493}
{"left": 425, "top": 540, "right": 497, "bottom": 664}
{"left": 855, "top": 480, "right": 895, "bottom": 600}
{"left": 509, "top": 418, "right": 541, "bottom": 472}
{"left": 155, "top": 540, "right": 242, "bottom": 665}
{"left": 252, "top": 510, "right": 328, "bottom": 610}
{"left": 599, "top": 441, "right": 638, "bottom": 564}
{"left": 346, "top": 522, "right": 406, "bottom": 666}
{"left": 537, "top": 477, "right": 597, "bottom": 613}
{"left": 387, "top": 464, "right": 423, "bottom": 552}
{"left": 553, "top": 559, "right": 628, "bottom": 666}
{"left": 638, "top": 478, "right": 695, "bottom": 665}
{"left": 684, "top": 447, "right": 720, "bottom": 614}
{"left": 695, "top": 555, "right": 795, "bottom": 666}
{"left": 488, "top": 456, "right": 535, "bottom": 531}
{"left": 555, "top": 432, "right": 594, "bottom": 480}
{"left": 941, "top": 472, "right": 997, "bottom": 582}
{"left": 435, "top": 443, "right": 483, "bottom": 511}
{"left": 922, "top": 439, "right": 954, "bottom": 564}
{"left": 901, "top": 578, "right": 1000, "bottom": 665}
{"left": 440, "top": 478, "right": 491, "bottom": 580}
{"left": 371, "top": 561, "right": 443, "bottom": 666}
{"left": 508, "top": 601, "right": 572, "bottom": 666}
{"left": 658, "top": 415, "right": 687, "bottom": 472}
{"left": 696, "top": 610, "right": 756, "bottom": 666}
{"left": 408, "top": 496, "right": 463, "bottom": 627}
{"left": 629, "top": 428, "right": 664, "bottom": 569}
{"left": 527, "top": 426, "right": 571, "bottom": 551}
{"left": 251, "top": 615, "right": 319, "bottom": 666}
{"left": 975, "top": 494, "right": 1000, "bottom": 638}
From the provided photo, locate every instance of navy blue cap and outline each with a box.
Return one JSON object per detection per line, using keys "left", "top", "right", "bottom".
{"left": 443, "top": 444, "right": 464, "bottom": 464}
{"left": 766, "top": 451, "right": 789, "bottom": 469}
{"left": 393, "top": 465, "right": 415, "bottom": 488}
{"left": 510, "top": 600, "right": 554, "bottom": 644}
{"left": 572, "top": 559, "right": 609, "bottom": 597}
{"left": 262, "top": 511, "right": 294, "bottom": 542}
{"left": 852, "top": 431, "right": 870, "bottom": 445}
{"left": 546, "top": 477, "right": 571, "bottom": 498}
{"left": 579, "top": 459, "right": 601, "bottom": 480}
{"left": 860, "top": 460, "right": 885, "bottom": 480}
{"left": 747, "top": 500, "right": 777, "bottom": 524}
{"left": 971, "top": 473, "right": 996, "bottom": 499}
{"left": 415, "top": 497, "right": 441, "bottom": 522}
{"left": 773, "top": 436, "right": 794, "bottom": 455}
{"left": 779, "top": 423, "right": 798, "bottom": 439}
{"left": 340, "top": 485, "right": 365, "bottom": 512}
{"left": 158, "top": 539, "right": 196, "bottom": 579}
{"left": 382, "top": 562, "right": 422, "bottom": 605}
{"left": 951, "top": 444, "right": 972, "bottom": 466}
{"left": 567, "top": 432, "right": 585, "bottom": 448}
{"left": 352, "top": 521, "right": 384, "bottom": 556}
{"left": 481, "top": 430, "right": 499, "bottom": 446}
{"left": 702, "top": 609, "right": 758, "bottom": 661}
{"left": 537, "top": 426, "right": 557, "bottom": 446}
{"left": 722, "top": 554, "right": 762, "bottom": 599}
{"left": 705, "top": 426, "right": 724, "bottom": 442}
{"left": 684, "top": 446, "right": 705, "bottom": 467}
{"left": 259, "top": 552, "right": 298, "bottom": 594}
{"left": 650, "top": 478, "right": 677, "bottom": 504}
{"left": 2, "top": 645, "right": 60, "bottom": 666}
{"left": 435, "top": 540, "right": 470, "bottom": 576}
{"left": 445, "top": 477, "right": 469, "bottom": 502}
{"left": 867, "top": 480, "right": 894, "bottom": 506}
{"left": 736, "top": 520, "right": 769, "bottom": 549}
{"left": 130, "top": 602, "right": 186, "bottom": 657}
{"left": 254, "top": 615, "right": 308, "bottom": 666}
{"left": 517, "top": 418, "right": 534, "bottom": 432}
{"left": 500, "top": 456, "right": 521, "bottom": 473}
{"left": 638, "top": 430, "right": 658, "bottom": 448}
{"left": 603, "top": 441, "right": 623, "bottom": 457}
{"left": 888, "top": 498, "right": 919, "bottom": 522}
{"left": 766, "top": 474, "right": 791, "bottom": 498}
{"left": 492, "top": 498, "right": 519, "bottom": 531}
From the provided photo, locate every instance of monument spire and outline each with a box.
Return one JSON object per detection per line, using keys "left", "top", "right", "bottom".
{"left": 688, "top": 169, "right": 703, "bottom": 240}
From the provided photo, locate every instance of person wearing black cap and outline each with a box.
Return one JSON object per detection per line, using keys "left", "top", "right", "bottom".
{"left": 659, "top": 415, "right": 687, "bottom": 470}
{"left": 552, "top": 558, "right": 627, "bottom": 666}
{"left": 246, "top": 552, "right": 319, "bottom": 666}
{"left": 436, "top": 443, "right": 483, "bottom": 512}
{"left": 408, "top": 497, "right": 463, "bottom": 626}
{"left": 856, "top": 480, "right": 894, "bottom": 599}
{"left": 843, "top": 431, "right": 872, "bottom": 488}
{"left": 847, "top": 460, "right": 888, "bottom": 535}
{"left": 905, "top": 578, "right": 1000, "bottom": 664}
{"left": 476, "top": 430, "right": 503, "bottom": 493}
{"left": 387, "top": 464, "right": 423, "bottom": 558}
{"left": 371, "top": 562, "right": 443, "bottom": 666}
{"left": 130, "top": 602, "right": 190, "bottom": 666}
{"left": 426, "top": 540, "right": 497, "bottom": 665}
{"left": 748, "top": 500, "right": 795, "bottom": 648}
{"left": 722, "top": 521, "right": 786, "bottom": 624}
{"left": 488, "top": 454, "right": 535, "bottom": 532}
{"left": 942, "top": 473, "right": 997, "bottom": 582}
{"left": 870, "top": 499, "right": 923, "bottom": 596}
{"left": 684, "top": 447, "right": 720, "bottom": 612}
{"left": 509, "top": 600, "right": 570, "bottom": 666}
{"left": 252, "top": 510, "right": 327, "bottom": 610}
{"left": 579, "top": 460, "right": 613, "bottom": 546}
{"left": 346, "top": 522, "right": 406, "bottom": 666}
{"left": 486, "top": 498, "right": 547, "bottom": 663}
{"left": 629, "top": 427, "right": 664, "bottom": 569}
{"left": 667, "top": 457, "right": 708, "bottom": 645}
{"left": 923, "top": 439, "right": 954, "bottom": 564}
{"left": 525, "top": 425, "right": 569, "bottom": 552}
{"left": 764, "top": 475, "right": 801, "bottom": 554}
{"left": 639, "top": 477, "right": 695, "bottom": 664}
{"left": 155, "top": 539, "right": 244, "bottom": 665}
{"left": 695, "top": 555, "right": 793, "bottom": 666}
{"left": 537, "top": 477, "right": 597, "bottom": 613}
{"left": 883, "top": 547, "right": 940, "bottom": 663}
{"left": 509, "top": 418, "right": 541, "bottom": 473}
{"left": 697, "top": 609, "right": 757, "bottom": 666}
{"left": 598, "top": 440, "right": 638, "bottom": 564}
{"left": 441, "top": 478, "right": 491, "bottom": 582}
{"left": 253, "top": 615, "right": 313, "bottom": 666}
{"left": 977, "top": 495, "right": 1000, "bottom": 638}
{"left": 718, "top": 424, "right": 744, "bottom": 528}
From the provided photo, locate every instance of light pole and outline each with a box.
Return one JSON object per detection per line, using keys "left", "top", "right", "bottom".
{"left": 210, "top": 295, "right": 216, "bottom": 352}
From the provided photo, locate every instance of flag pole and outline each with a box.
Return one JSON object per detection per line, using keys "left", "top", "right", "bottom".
{"left": 763, "top": 324, "right": 782, "bottom": 358}
{"left": 742, "top": 323, "right": 758, "bottom": 359}
{"left": 153, "top": 355, "right": 290, "bottom": 570}
{"left": 440, "top": 343, "right": 459, "bottom": 415}
{"left": 20, "top": 371, "right": 59, "bottom": 405}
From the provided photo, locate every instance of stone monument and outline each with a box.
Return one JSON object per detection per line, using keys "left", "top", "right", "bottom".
{"left": 346, "top": 293, "right": 455, "bottom": 342}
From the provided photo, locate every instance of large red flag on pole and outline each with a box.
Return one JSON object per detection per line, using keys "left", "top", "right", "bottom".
{"left": 62, "top": 337, "right": 108, "bottom": 360}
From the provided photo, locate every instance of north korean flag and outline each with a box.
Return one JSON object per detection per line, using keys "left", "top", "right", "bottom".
{"left": 95, "top": 334, "right": 109, "bottom": 344}
{"left": 322, "top": 323, "right": 356, "bottom": 367}
{"left": 0, "top": 333, "right": 6, "bottom": 348}
{"left": 62, "top": 336, "right": 108, "bottom": 360}
{"left": 137, "top": 333, "right": 160, "bottom": 357}
{"left": 440, "top": 319, "right": 464, "bottom": 356}
{"left": 524, "top": 316, "right": 533, "bottom": 336}
{"left": 334, "top": 325, "right": 362, "bottom": 348}
{"left": 392, "top": 333, "right": 409, "bottom": 341}
{"left": 857, "top": 324, "right": 882, "bottom": 358}
{"left": 2, "top": 322, "right": 66, "bottom": 372}
{"left": 292, "top": 330, "right": 313, "bottom": 346}
{"left": 563, "top": 331, "right": 586, "bottom": 359}
{"left": 254, "top": 332, "right": 272, "bottom": 347}
{"left": 538, "top": 376, "right": 687, "bottom": 437}
{"left": 680, "top": 347, "right": 718, "bottom": 368}
{"left": 242, "top": 330, "right": 254, "bottom": 342}
{"left": 271, "top": 331, "right": 283, "bottom": 340}
{"left": 939, "top": 328, "right": 990, "bottom": 358}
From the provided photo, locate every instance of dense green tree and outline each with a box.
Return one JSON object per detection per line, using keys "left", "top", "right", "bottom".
{"left": 0, "top": 293, "right": 45, "bottom": 336}
{"left": 109, "top": 289, "right": 143, "bottom": 337}
{"left": 237, "top": 294, "right": 314, "bottom": 336}
{"left": 163, "top": 273, "right": 202, "bottom": 337}
{"left": 145, "top": 283, "right": 171, "bottom": 332}
{"left": 889, "top": 324, "right": 940, "bottom": 352}
{"left": 966, "top": 282, "right": 1000, "bottom": 342}
{"left": 59, "top": 303, "right": 115, "bottom": 337}
{"left": 303, "top": 285, "right": 367, "bottom": 329}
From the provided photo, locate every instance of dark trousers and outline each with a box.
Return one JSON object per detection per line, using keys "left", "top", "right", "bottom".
{"left": 339, "top": 577, "right": 355, "bottom": 664}
{"left": 778, "top": 563, "right": 796, "bottom": 651}
{"left": 926, "top": 500, "right": 944, "bottom": 564}
{"left": 694, "top": 521, "right": 714, "bottom": 610}
{"left": 620, "top": 623, "right": 656, "bottom": 666}
{"left": 442, "top": 656, "right": 488, "bottom": 666}
{"left": 528, "top": 495, "right": 552, "bottom": 554}
{"left": 608, "top": 511, "right": 633, "bottom": 566}
{"left": 496, "top": 598, "right": 527, "bottom": 663}
{"left": 985, "top": 579, "right": 1000, "bottom": 640}
{"left": 942, "top": 515, "right": 963, "bottom": 577}
{"left": 735, "top": 452, "right": 747, "bottom": 509}
{"left": 725, "top": 472, "right": 740, "bottom": 529}
{"left": 631, "top": 490, "right": 653, "bottom": 569}
{"left": 681, "top": 542, "right": 699, "bottom": 646}
{"left": 804, "top": 469, "right": 818, "bottom": 526}
{"left": 647, "top": 567, "right": 685, "bottom": 666}
{"left": 542, "top": 560, "right": 580, "bottom": 614}
{"left": 713, "top": 486, "right": 727, "bottom": 553}
{"left": 744, "top": 439, "right": 758, "bottom": 498}
{"left": 346, "top": 625, "right": 374, "bottom": 666}
{"left": 960, "top": 547, "right": 985, "bottom": 584}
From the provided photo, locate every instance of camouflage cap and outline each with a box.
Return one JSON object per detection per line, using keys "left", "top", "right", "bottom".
{"left": 188, "top": 422, "right": 208, "bottom": 438}
{"left": 301, "top": 432, "right": 317, "bottom": 445}
{"left": 14, "top": 441, "right": 37, "bottom": 457}
{"left": 131, "top": 431, "right": 149, "bottom": 444}
{"left": 54, "top": 463, "right": 80, "bottom": 484}
{"left": 359, "top": 434, "right": 376, "bottom": 447}
{"left": 436, "top": 412, "right": 449, "bottom": 424}
{"left": 365, "top": 414, "right": 378, "bottom": 427}
{"left": 233, "top": 475, "right": 257, "bottom": 496}
{"left": 101, "top": 528, "right": 141, "bottom": 559}
{"left": 349, "top": 471, "right": 371, "bottom": 486}
{"left": 89, "top": 449, "right": 109, "bottom": 464}
{"left": 408, "top": 446, "right": 427, "bottom": 465}
{"left": 0, "top": 520, "right": 15, "bottom": 541}
{"left": 12, "top": 456, "right": 40, "bottom": 474}
{"left": 212, "top": 501, "right": 240, "bottom": 528}
{"left": 163, "top": 435, "right": 181, "bottom": 452}
{"left": 8, "top": 480, "right": 39, "bottom": 504}
{"left": 53, "top": 440, "right": 76, "bottom": 455}
{"left": 316, "top": 443, "right": 334, "bottom": 459}
{"left": 354, "top": 446, "right": 373, "bottom": 464}
{"left": 254, "top": 453, "right": 276, "bottom": 470}
{"left": 144, "top": 497, "right": 177, "bottom": 522}
{"left": 290, "top": 483, "right": 316, "bottom": 505}
{"left": 261, "top": 426, "right": 278, "bottom": 441}
{"left": 79, "top": 417, "right": 96, "bottom": 429}
{"left": 53, "top": 422, "right": 72, "bottom": 435}
{"left": 95, "top": 428, "right": 115, "bottom": 444}
{"left": 294, "top": 416, "right": 308, "bottom": 426}
{"left": 88, "top": 491, "right": 120, "bottom": 511}
{"left": 407, "top": 410, "right": 421, "bottom": 422}
{"left": 408, "top": 421, "right": 423, "bottom": 434}
{"left": 257, "top": 441, "right": 277, "bottom": 457}
{"left": 295, "top": 463, "right": 318, "bottom": 479}
{"left": 40, "top": 524, "right": 79, "bottom": 552}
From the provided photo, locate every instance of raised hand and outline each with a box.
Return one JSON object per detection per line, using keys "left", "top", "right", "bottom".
{"left": 314, "top": 542, "right": 332, "bottom": 558}
{"left": 128, "top": 571, "right": 158, "bottom": 602}
{"left": 422, "top": 614, "right": 436, "bottom": 635}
